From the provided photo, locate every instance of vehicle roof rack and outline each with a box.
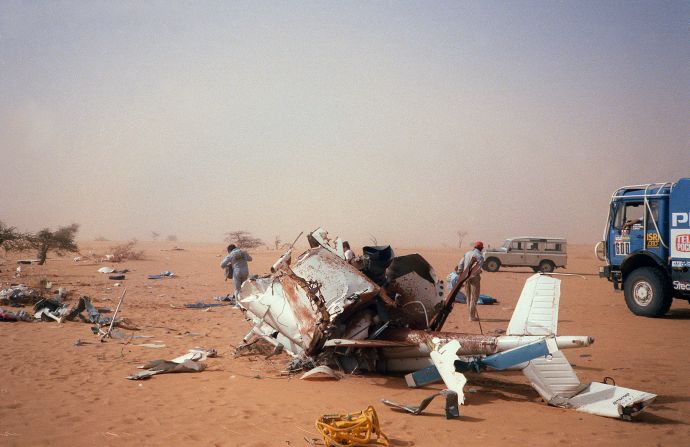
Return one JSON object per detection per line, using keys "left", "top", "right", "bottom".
{"left": 611, "top": 182, "right": 673, "bottom": 200}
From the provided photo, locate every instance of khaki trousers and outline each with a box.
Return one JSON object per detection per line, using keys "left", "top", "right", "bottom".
{"left": 465, "top": 275, "right": 481, "bottom": 321}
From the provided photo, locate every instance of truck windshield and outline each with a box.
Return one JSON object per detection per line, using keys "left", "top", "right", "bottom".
{"left": 502, "top": 240, "right": 510, "bottom": 249}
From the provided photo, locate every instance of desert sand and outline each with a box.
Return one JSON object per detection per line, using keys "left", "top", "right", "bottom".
{"left": 1, "top": 242, "right": 689, "bottom": 446}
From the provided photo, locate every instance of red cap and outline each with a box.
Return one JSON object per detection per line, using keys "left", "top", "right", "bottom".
{"left": 474, "top": 241, "right": 484, "bottom": 250}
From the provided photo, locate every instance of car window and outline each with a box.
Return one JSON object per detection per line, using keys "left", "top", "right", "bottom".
{"left": 527, "top": 242, "right": 539, "bottom": 251}
{"left": 545, "top": 242, "right": 562, "bottom": 252}
{"left": 511, "top": 241, "right": 522, "bottom": 250}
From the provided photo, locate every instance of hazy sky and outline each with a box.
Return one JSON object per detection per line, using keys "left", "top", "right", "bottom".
{"left": 1, "top": 1, "right": 688, "bottom": 248}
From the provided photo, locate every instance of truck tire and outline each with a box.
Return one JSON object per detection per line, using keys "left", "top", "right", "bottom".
{"left": 623, "top": 267, "right": 672, "bottom": 317}
{"left": 484, "top": 258, "right": 500, "bottom": 272}
{"left": 538, "top": 260, "right": 555, "bottom": 273}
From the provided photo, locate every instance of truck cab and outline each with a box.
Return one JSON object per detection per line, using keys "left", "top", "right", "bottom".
{"left": 597, "top": 179, "right": 690, "bottom": 316}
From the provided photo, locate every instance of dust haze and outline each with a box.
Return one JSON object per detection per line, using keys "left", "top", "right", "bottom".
{"left": 2, "top": 2, "right": 688, "bottom": 249}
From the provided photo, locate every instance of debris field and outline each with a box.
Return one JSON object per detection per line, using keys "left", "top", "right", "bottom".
{"left": 1, "top": 240, "right": 689, "bottom": 446}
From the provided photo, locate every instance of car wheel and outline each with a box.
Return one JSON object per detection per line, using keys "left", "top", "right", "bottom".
{"left": 484, "top": 258, "right": 500, "bottom": 272}
{"left": 623, "top": 267, "right": 672, "bottom": 317}
{"left": 538, "top": 260, "right": 555, "bottom": 273}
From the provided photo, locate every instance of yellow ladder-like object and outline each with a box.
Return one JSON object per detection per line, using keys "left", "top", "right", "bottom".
{"left": 316, "top": 406, "right": 389, "bottom": 446}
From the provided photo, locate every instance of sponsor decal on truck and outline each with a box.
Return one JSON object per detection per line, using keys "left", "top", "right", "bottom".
{"left": 676, "top": 234, "right": 690, "bottom": 253}
{"left": 673, "top": 280, "right": 690, "bottom": 291}
{"left": 614, "top": 235, "right": 630, "bottom": 256}
{"left": 672, "top": 229, "right": 690, "bottom": 259}
{"left": 672, "top": 260, "right": 690, "bottom": 268}
{"left": 646, "top": 232, "right": 660, "bottom": 248}
{"left": 672, "top": 212, "right": 690, "bottom": 228}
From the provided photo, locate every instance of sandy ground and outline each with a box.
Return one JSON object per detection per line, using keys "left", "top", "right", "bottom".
{"left": 1, "top": 241, "right": 689, "bottom": 447}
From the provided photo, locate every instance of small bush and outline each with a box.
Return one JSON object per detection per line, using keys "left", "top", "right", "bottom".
{"left": 30, "top": 224, "right": 80, "bottom": 265}
{"left": 109, "top": 240, "right": 144, "bottom": 262}
{"left": 224, "top": 230, "right": 264, "bottom": 249}
{"left": 1, "top": 221, "right": 29, "bottom": 251}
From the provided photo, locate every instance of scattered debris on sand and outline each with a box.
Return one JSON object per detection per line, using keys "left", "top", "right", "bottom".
{"left": 1, "top": 285, "right": 44, "bottom": 306}
{"left": 148, "top": 271, "right": 175, "bottom": 280}
{"left": 127, "top": 348, "right": 217, "bottom": 380}
{"left": 0, "top": 308, "right": 32, "bottom": 322}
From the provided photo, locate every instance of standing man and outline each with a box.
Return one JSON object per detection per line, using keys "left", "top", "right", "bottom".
{"left": 220, "top": 244, "right": 253, "bottom": 306}
{"left": 456, "top": 241, "right": 484, "bottom": 321}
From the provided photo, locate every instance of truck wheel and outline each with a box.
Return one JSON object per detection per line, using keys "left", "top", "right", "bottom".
{"left": 623, "top": 267, "right": 672, "bottom": 317}
{"left": 538, "top": 260, "right": 555, "bottom": 273}
{"left": 484, "top": 258, "right": 500, "bottom": 272}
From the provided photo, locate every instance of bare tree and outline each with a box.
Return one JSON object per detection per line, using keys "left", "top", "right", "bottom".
{"left": 457, "top": 230, "right": 468, "bottom": 248}
{"left": 273, "top": 235, "right": 282, "bottom": 250}
{"left": 369, "top": 234, "right": 378, "bottom": 245}
{"left": 166, "top": 234, "right": 178, "bottom": 242}
{"left": 28, "top": 223, "right": 80, "bottom": 265}
{"left": 225, "top": 230, "right": 264, "bottom": 249}
{"left": 151, "top": 231, "right": 160, "bottom": 241}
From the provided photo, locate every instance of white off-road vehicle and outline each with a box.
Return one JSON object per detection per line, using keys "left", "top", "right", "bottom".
{"left": 483, "top": 237, "right": 567, "bottom": 273}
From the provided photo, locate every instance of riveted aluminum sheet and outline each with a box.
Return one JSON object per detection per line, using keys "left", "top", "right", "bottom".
{"left": 292, "top": 247, "right": 379, "bottom": 320}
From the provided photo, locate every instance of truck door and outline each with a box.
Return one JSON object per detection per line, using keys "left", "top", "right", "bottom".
{"left": 608, "top": 201, "right": 645, "bottom": 264}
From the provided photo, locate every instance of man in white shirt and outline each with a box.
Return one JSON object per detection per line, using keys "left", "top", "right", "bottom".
{"left": 456, "top": 241, "right": 484, "bottom": 321}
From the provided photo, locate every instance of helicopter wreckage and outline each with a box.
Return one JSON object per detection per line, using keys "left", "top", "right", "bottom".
{"left": 235, "top": 228, "right": 656, "bottom": 420}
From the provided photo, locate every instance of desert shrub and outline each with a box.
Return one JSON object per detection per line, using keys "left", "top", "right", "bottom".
{"left": 109, "top": 240, "right": 144, "bottom": 262}
{"left": 28, "top": 224, "right": 79, "bottom": 265}
{"left": 0, "top": 220, "right": 31, "bottom": 252}
{"left": 224, "top": 230, "right": 264, "bottom": 249}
